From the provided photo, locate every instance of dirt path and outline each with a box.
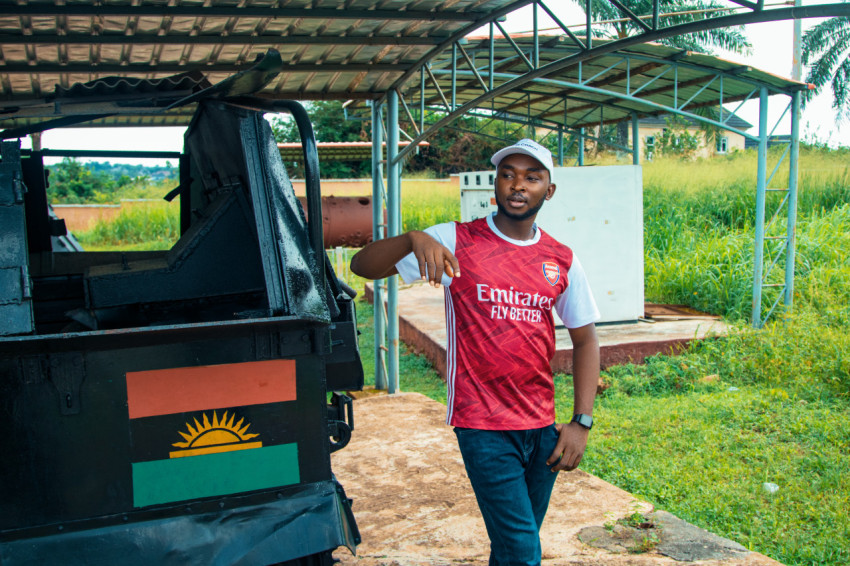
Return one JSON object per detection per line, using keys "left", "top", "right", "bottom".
{"left": 331, "top": 393, "right": 783, "bottom": 566}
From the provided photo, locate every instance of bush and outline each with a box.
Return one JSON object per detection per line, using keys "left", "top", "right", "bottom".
{"left": 77, "top": 202, "right": 180, "bottom": 250}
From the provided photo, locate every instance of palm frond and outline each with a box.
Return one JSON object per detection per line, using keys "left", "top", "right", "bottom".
{"left": 804, "top": 23, "right": 850, "bottom": 105}
{"left": 802, "top": 17, "right": 850, "bottom": 65}
{"left": 570, "top": 0, "right": 750, "bottom": 54}
{"left": 666, "top": 27, "right": 751, "bottom": 55}
{"left": 831, "top": 56, "right": 850, "bottom": 118}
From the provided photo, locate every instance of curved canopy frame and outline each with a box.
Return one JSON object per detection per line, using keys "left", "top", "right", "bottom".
{"left": 2, "top": 0, "right": 849, "bottom": 392}
{"left": 380, "top": 2, "right": 846, "bottom": 163}
{"left": 362, "top": 1, "right": 849, "bottom": 392}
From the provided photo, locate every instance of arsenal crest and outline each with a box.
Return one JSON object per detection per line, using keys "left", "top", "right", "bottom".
{"left": 542, "top": 261, "right": 560, "bottom": 286}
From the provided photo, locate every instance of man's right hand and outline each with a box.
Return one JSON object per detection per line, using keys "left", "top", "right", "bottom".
{"left": 350, "top": 230, "right": 460, "bottom": 284}
{"left": 409, "top": 231, "right": 460, "bottom": 287}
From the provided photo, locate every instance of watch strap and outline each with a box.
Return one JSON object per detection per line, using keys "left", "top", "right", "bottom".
{"left": 571, "top": 413, "right": 593, "bottom": 430}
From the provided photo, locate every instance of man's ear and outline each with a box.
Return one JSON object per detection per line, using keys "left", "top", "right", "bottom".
{"left": 545, "top": 183, "right": 556, "bottom": 200}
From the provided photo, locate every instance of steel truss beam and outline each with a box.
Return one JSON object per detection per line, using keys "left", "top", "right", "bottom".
{"left": 370, "top": 101, "right": 389, "bottom": 391}
{"left": 2, "top": 5, "right": 482, "bottom": 21}
{"left": 367, "top": 0, "right": 845, "bottom": 390}
{"left": 388, "top": 2, "right": 849, "bottom": 163}
{"left": 0, "top": 63, "right": 405, "bottom": 74}
{"left": 422, "top": 68, "right": 758, "bottom": 139}
{"left": 751, "top": 90, "right": 801, "bottom": 328}
{"left": 0, "top": 33, "right": 446, "bottom": 47}
{"left": 396, "top": 46, "right": 773, "bottom": 161}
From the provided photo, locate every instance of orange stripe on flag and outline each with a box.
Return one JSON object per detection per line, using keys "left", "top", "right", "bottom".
{"left": 126, "top": 359, "right": 296, "bottom": 419}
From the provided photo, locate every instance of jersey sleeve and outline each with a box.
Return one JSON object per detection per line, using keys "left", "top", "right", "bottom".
{"left": 554, "top": 255, "right": 601, "bottom": 328}
{"left": 395, "top": 222, "right": 458, "bottom": 286}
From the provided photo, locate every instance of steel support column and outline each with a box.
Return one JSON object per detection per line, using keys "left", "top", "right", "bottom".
{"left": 370, "top": 100, "right": 387, "bottom": 390}
{"left": 557, "top": 128, "right": 564, "bottom": 166}
{"left": 752, "top": 86, "right": 769, "bottom": 328}
{"left": 387, "top": 90, "right": 401, "bottom": 394}
{"left": 631, "top": 112, "right": 640, "bottom": 165}
{"left": 578, "top": 127, "right": 585, "bottom": 166}
{"left": 786, "top": 0, "right": 803, "bottom": 314}
{"left": 785, "top": 90, "right": 801, "bottom": 309}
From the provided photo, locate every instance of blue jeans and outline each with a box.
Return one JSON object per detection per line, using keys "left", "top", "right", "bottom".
{"left": 454, "top": 425, "right": 560, "bottom": 566}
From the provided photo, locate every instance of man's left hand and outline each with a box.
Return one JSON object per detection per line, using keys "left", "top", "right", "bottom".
{"left": 546, "top": 422, "right": 589, "bottom": 472}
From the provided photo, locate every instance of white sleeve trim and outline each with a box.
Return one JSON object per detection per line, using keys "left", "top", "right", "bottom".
{"left": 554, "top": 255, "right": 601, "bottom": 328}
{"left": 485, "top": 212, "right": 540, "bottom": 246}
{"left": 395, "top": 223, "right": 458, "bottom": 286}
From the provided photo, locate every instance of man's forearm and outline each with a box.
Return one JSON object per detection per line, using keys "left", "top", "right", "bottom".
{"left": 350, "top": 232, "right": 415, "bottom": 280}
{"left": 569, "top": 324, "right": 600, "bottom": 416}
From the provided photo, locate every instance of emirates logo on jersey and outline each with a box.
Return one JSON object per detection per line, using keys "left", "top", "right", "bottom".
{"left": 542, "top": 261, "right": 560, "bottom": 286}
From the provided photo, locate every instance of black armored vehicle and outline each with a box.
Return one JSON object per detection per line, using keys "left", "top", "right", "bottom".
{"left": 0, "top": 52, "right": 363, "bottom": 565}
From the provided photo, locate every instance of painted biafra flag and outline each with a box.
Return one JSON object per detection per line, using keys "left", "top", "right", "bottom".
{"left": 126, "top": 359, "right": 300, "bottom": 508}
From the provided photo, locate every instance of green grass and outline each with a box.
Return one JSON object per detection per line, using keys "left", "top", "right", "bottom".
{"left": 582, "top": 384, "right": 850, "bottom": 565}
{"left": 641, "top": 149, "right": 850, "bottom": 322}
{"left": 72, "top": 149, "right": 850, "bottom": 564}
{"left": 345, "top": 149, "right": 850, "bottom": 566}
{"left": 400, "top": 180, "right": 460, "bottom": 232}
{"left": 353, "top": 298, "right": 448, "bottom": 403}
{"left": 349, "top": 305, "right": 850, "bottom": 566}
{"left": 76, "top": 201, "right": 180, "bottom": 250}
{"left": 74, "top": 178, "right": 457, "bottom": 251}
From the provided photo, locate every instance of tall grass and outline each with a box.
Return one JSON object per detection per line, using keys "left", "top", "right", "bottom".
{"left": 579, "top": 150, "right": 850, "bottom": 565}
{"left": 355, "top": 148, "right": 850, "bottom": 566}
{"left": 78, "top": 149, "right": 850, "bottom": 565}
{"left": 76, "top": 178, "right": 458, "bottom": 251}
{"left": 642, "top": 146, "right": 850, "bottom": 207}
{"left": 641, "top": 148, "right": 850, "bottom": 323}
{"left": 400, "top": 180, "right": 459, "bottom": 231}
{"left": 77, "top": 201, "right": 180, "bottom": 251}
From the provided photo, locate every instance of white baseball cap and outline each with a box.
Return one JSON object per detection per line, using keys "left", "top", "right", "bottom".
{"left": 490, "top": 138, "right": 554, "bottom": 176}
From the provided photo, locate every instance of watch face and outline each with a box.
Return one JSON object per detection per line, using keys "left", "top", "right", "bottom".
{"left": 573, "top": 414, "right": 593, "bottom": 429}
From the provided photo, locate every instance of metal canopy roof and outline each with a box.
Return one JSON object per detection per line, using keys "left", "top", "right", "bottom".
{"left": 0, "top": 0, "right": 518, "bottom": 117}
{"left": 278, "top": 141, "right": 427, "bottom": 161}
{"left": 4, "top": 0, "right": 850, "bottom": 374}
{"left": 370, "top": 34, "right": 806, "bottom": 146}
{"left": 3, "top": 0, "right": 847, "bottom": 137}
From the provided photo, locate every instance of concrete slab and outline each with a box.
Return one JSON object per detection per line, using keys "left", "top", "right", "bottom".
{"left": 331, "top": 393, "right": 783, "bottom": 566}
{"left": 365, "top": 282, "right": 728, "bottom": 378}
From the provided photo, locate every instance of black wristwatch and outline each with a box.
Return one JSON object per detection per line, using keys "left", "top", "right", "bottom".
{"left": 571, "top": 413, "right": 593, "bottom": 430}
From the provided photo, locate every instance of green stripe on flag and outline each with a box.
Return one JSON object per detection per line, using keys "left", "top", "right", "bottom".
{"left": 132, "top": 443, "right": 300, "bottom": 508}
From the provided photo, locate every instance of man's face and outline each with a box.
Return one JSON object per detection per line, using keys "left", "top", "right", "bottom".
{"left": 493, "top": 153, "right": 556, "bottom": 221}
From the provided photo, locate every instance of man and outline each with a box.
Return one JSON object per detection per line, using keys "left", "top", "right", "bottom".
{"left": 350, "top": 139, "right": 600, "bottom": 566}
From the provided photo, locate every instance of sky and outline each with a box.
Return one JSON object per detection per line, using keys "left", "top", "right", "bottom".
{"left": 717, "top": 15, "right": 843, "bottom": 146}
{"left": 20, "top": 1, "right": 846, "bottom": 164}
{"left": 501, "top": 0, "right": 845, "bottom": 147}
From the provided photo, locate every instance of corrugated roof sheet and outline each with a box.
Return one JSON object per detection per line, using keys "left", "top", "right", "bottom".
{"left": 400, "top": 35, "right": 806, "bottom": 132}
{"left": 56, "top": 70, "right": 209, "bottom": 98}
{"left": 278, "top": 141, "right": 429, "bottom": 161}
{"left": 0, "top": 0, "right": 807, "bottom": 134}
{"left": 0, "top": 0, "right": 509, "bottom": 102}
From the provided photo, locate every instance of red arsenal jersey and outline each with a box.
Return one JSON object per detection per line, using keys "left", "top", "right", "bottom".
{"left": 397, "top": 214, "right": 599, "bottom": 430}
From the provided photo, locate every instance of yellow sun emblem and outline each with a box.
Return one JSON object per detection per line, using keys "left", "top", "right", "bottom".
{"left": 169, "top": 410, "right": 262, "bottom": 459}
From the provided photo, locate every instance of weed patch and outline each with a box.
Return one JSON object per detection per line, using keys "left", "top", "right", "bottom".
{"left": 76, "top": 201, "right": 180, "bottom": 250}
{"left": 79, "top": 147, "right": 850, "bottom": 566}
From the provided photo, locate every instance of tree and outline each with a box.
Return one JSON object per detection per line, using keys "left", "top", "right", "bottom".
{"left": 571, "top": 0, "right": 751, "bottom": 54}
{"left": 47, "top": 158, "right": 117, "bottom": 203}
{"left": 270, "top": 100, "right": 370, "bottom": 178}
{"left": 270, "top": 101, "right": 514, "bottom": 178}
{"left": 406, "top": 118, "right": 507, "bottom": 177}
{"left": 571, "top": 0, "right": 751, "bottom": 154}
{"left": 656, "top": 115, "right": 702, "bottom": 158}
{"left": 802, "top": 14, "right": 850, "bottom": 121}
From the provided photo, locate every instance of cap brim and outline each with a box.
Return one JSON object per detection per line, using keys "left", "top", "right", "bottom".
{"left": 490, "top": 147, "right": 551, "bottom": 173}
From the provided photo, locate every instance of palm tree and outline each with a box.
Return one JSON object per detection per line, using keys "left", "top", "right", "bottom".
{"left": 801, "top": 14, "right": 850, "bottom": 120}
{"left": 572, "top": 0, "right": 751, "bottom": 55}
{"left": 570, "top": 0, "right": 751, "bottom": 150}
